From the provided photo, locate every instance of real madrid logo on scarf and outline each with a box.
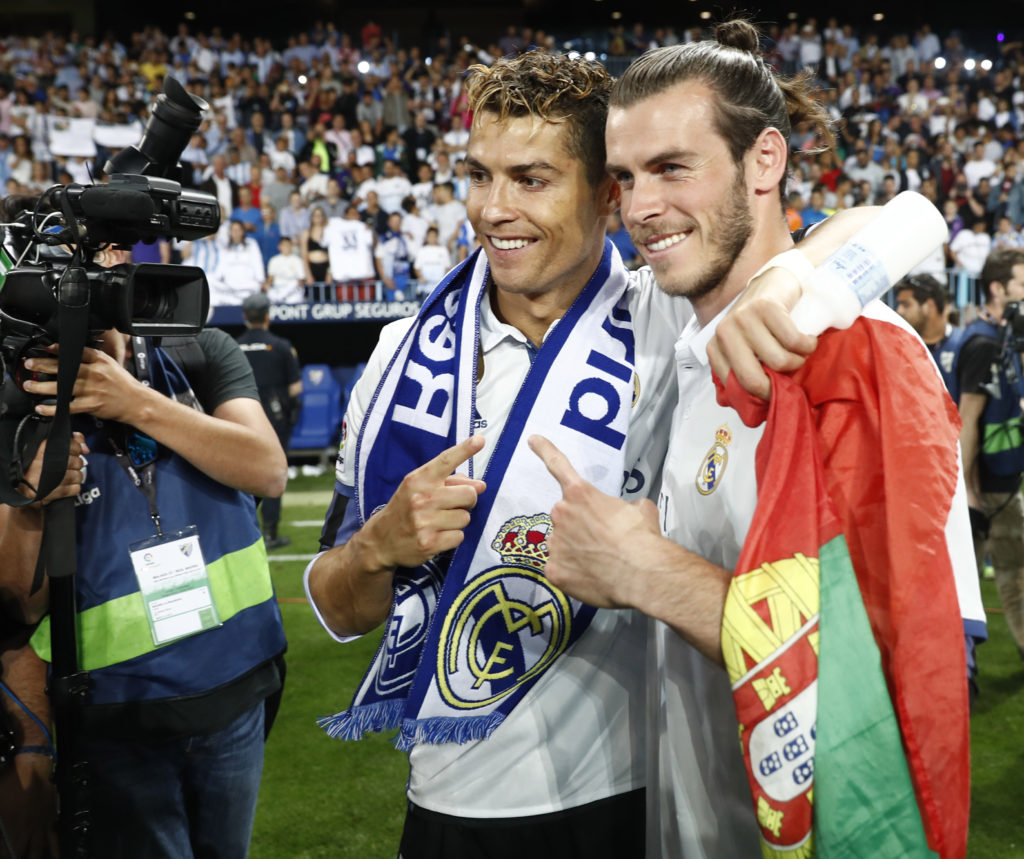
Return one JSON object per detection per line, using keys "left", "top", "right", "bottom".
{"left": 319, "top": 240, "right": 636, "bottom": 747}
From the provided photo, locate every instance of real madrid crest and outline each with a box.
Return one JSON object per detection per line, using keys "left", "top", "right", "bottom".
{"left": 696, "top": 424, "right": 733, "bottom": 496}
{"left": 436, "top": 513, "right": 573, "bottom": 710}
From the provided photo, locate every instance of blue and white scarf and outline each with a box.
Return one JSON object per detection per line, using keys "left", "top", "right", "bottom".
{"left": 320, "top": 241, "right": 637, "bottom": 748}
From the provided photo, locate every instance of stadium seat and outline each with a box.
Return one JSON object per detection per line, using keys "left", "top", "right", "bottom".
{"left": 330, "top": 364, "right": 361, "bottom": 414}
{"left": 289, "top": 364, "right": 343, "bottom": 465}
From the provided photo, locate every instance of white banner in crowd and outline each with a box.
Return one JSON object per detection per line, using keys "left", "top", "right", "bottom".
{"left": 45, "top": 117, "right": 145, "bottom": 158}
{"left": 46, "top": 117, "right": 98, "bottom": 157}
{"left": 91, "top": 122, "right": 144, "bottom": 151}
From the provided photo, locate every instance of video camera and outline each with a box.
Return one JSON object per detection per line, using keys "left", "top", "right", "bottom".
{"left": 0, "top": 75, "right": 218, "bottom": 350}
{"left": 981, "top": 300, "right": 1024, "bottom": 394}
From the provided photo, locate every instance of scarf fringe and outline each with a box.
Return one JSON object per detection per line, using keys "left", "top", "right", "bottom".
{"left": 317, "top": 699, "right": 405, "bottom": 740}
{"left": 394, "top": 712, "right": 505, "bottom": 750}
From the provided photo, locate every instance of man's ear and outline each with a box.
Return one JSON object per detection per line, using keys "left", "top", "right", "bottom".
{"left": 748, "top": 126, "right": 789, "bottom": 193}
{"left": 597, "top": 175, "right": 621, "bottom": 217}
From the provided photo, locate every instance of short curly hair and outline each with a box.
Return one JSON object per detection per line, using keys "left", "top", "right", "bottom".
{"left": 465, "top": 51, "right": 612, "bottom": 188}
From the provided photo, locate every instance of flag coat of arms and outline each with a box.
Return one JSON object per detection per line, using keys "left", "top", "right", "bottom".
{"left": 716, "top": 312, "right": 970, "bottom": 859}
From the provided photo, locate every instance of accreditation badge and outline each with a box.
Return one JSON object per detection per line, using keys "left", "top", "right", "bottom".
{"left": 128, "top": 525, "right": 222, "bottom": 646}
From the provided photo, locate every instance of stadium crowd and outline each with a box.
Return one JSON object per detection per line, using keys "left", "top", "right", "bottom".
{"left": 0, "top": 16, "right": 1022, "bottom": 308}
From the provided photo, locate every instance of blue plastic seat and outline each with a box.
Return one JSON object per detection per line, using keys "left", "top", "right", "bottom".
{"left": 289, "top": 364, "right": 343, "bottom": 456}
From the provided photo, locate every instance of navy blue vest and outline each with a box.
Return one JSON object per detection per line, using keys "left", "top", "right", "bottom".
{"left": 33, "top": 345, "right": 286, "bottom": 707}
{"left": 935, "top": 319, "right": 1024, "bottom": 477}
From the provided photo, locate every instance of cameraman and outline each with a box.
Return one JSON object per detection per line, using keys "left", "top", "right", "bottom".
{"left": 0, "top": 245, "right": 289, "bottom": 857}
{"left": 939, "top": 247, "right": 1024, "bottom": 662}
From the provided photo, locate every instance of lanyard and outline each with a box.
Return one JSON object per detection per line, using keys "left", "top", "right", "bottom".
{"left": 107, "top": 428, "right": 162, "bottom": 537}
{"left": 107, "top": 336, "right": 163, "bottom": 536}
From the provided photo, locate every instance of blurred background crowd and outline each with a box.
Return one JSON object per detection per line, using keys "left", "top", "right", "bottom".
{"left": 0, "top": 14, "right": 1021, "bottom": 307}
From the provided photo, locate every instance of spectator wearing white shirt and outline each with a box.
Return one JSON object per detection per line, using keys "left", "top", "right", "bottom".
{"left": 400, "top": 196, "right": 429, "bottom": 256}
{"left": 442, "top": 113, "right": 469, "bottom": 161}
{"left": 915, "top": 24, "right": 941, "bottom": 65}
{"left": 298, "top": 158, "right": 329, "bottom": 202}
{"left": 411, "top": 162, "right": 436, "bottom": 212}
{"left": 265, "top": 236, "right": 307, "bottom": 304}
{"left": 208, "top": 220, "right": 267, "bottom": 306}
{"left": 268, "top": 135, "right": 297, "bottom": 175}
{"left": 963, "top": 141, "right": 997, "bottom": 190}
{"left": 950, "top": 218, "right": 993, "bottom": 279}
{"left": 428, "top": 181, "right": 466, "bottom": 254}
{"left": 411, "top": 225, "right": 452, "bottom": 297}
{"left": 375, "top": 158, "right": 413, "bottom": 213}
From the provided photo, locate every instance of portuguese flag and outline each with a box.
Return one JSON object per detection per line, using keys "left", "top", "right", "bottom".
{"left": 716, "top": 314, "right": 969, "bottom": 858}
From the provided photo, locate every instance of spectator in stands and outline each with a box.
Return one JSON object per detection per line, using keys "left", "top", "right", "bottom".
{"left": 801, "top": 186, "right": 831, "bottom": 225}
{"left": 846, "top": 142, "right": 886, "bottom": 194}
{"left": 375, "top": 127, "right": 406, "bottom": 172}
{"left": 950, "top": 217, "right": 993, "bottom": 280}
{"left": 299, "top": 121, "right": 337, "bottom": 176}
{"left": 8, "top": 134, "right": 32, "bottom": 188}
{"left": 231, "top": 185, "right": 262, "bottom": 234}
{"left": 356, "top": 89, "right": 383, "bottom": 140}
{"left": 400, "top": 195, "right": 429, "bottom": 256}
{"left": 325, "top": 203, "right": 377, "bottom": 301}
{"left": 209, "top": 219, "right": 267, "bottom": 307}
{"left": 992, "top": 215, "right": 1024, "bottom": 250}
{"left": 430, "top": 148, "right": 453, "bottom": 184}
{"left": 325, "top": 113, "right": 353, "bottom": 167}
{"left": 264, "top": 165, "right": 295, "bottom": 213}
{"left": 298, "top": 157, "right": 329, "bottom": 201}
{"left": 606, "top": 210, "right": 642, "bottom": 268}
{"left": 375, "top": 158, "right": 413, "bottom": 214}
{"left": 403, "top": 111, "right": 437, "bottom": 174}
{"left": 411, "top": 224, "right": 451, "bottom": 297}
{"left": 442, "top": 112, "right": 469, "bottom": 162}
{"left": 276, "top": 110, "right": 306, "bottom": 156}
{"left": 360, "top": 189, "right": 389, "bottom": 236}
{"left": 300, "top": 205, "right": 332, "bottom": 290}
{"left": 349, "top": 127, "right": 376, "bottom": 167}
{"left": 374, "top": 211, "right": 413, "bottom": 300}
{"left": 410, "top": 161, "right": 436, "bottom": 211}
{"left": 265, "top": 235, "right": 307, "bottom": 304}
{"left": 429, "top": 179, "right": 465, "bottom": 253}
{"left": 278, "top": 190, "right": 311, "bottom": 240}
{"left": 381, "top": 75, "right": 411, "bottom": 134}
{"left": 201, "top": 153, "right": 239, "bottom": 213}
{"left": 255, "top": 202, "right": 282, "bottom": 265}
{"left": 964, "top": 141, "right": 997, "bottom": 190}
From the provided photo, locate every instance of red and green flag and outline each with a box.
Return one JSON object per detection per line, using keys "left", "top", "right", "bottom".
{"left": 716, "top": 313, "right": 970, "bottom": 859}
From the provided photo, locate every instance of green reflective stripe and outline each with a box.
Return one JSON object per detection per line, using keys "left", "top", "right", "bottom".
{"left": 31, "top": 539, "right": 272, "bottom": 669}
{"left": 982, "top": 416, "right": 1023, "bottom": 455}
{"left": 0, "top": 244, "right": 12, "bottom": 289}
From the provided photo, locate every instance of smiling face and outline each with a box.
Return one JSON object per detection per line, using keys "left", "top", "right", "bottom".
{"left": 605, "top": 80, "right": 753, "bottom": 304}
{"left": 466, "top": 111, "right": 615, "bottom": 306}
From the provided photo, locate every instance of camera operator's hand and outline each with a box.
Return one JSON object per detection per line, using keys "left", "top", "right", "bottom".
{"left": 18, "top": 432, "right": 90, "bottom": 507}
{"left": 23, "top": 343, "right": 143, "bottom": 425}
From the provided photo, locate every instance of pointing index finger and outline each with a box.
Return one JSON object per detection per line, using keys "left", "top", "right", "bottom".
{"left": 422, "top": 434, "right": 486, "bottom": 479}
{"left": 527, "top": 435, "right": 581, "bottom": 490}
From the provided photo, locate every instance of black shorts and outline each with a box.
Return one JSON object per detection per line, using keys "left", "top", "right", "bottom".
{"left": 397, "top": 788, "right": 645, "bottom": 859}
